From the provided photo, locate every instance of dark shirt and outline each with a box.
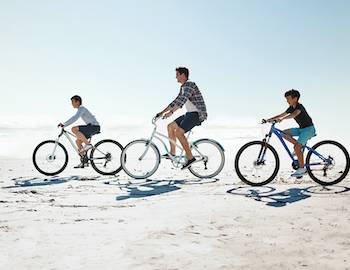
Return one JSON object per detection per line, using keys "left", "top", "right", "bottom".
{"left": 286, "top": 103, "right": 313, "bottom": 128}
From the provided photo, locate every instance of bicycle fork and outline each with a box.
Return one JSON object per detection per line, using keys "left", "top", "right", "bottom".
{"left": 256, "top": 134, "right": 271, "bottom": 165}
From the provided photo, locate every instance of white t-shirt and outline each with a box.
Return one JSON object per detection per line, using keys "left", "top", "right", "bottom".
{"left": 184, "top": 100, "right": 199, "bottom": 112}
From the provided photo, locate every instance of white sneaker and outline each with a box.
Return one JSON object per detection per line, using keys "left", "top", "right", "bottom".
{"left": 291, "top": 168, "right": 307, "bottom": 177}
{"left": 80, "top": 144, "right": 93, "bottom": 153}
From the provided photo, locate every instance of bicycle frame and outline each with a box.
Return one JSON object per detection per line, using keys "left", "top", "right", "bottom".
{"left": 140, "top": 119, "right": 206, "bottom": 164}
{"left": 52, "top": 128, "right": 80, "bottom": 156}
{"left": 260, "top": 123, "right": 331, "bottom": 167}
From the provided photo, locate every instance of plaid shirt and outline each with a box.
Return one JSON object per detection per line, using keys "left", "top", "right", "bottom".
{"left": 169, "top": 81, "right": 208, "bottom": 122}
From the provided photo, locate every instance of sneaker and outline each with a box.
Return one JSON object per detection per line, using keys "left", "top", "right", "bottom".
{"left": 74, "top": 163, "right": 85, "bottom": 169}
{"left": 291, "top": 168, "right": 307, "bottom": 177}
{"left": 79, "top": 144, "right": 93, "bottom": 153}
{"left": 162, "top": 153, "right": 174, "bottom": 159}
{"left": 181, "top": 158, "right": 196, "bottom": 170}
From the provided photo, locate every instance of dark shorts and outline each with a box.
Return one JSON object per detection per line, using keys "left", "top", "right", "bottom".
{"left": 174, "top": 112, "right": 202, "bottom": 133}
{"left": 78, "top": 124, "right": 101, "bottom": 139}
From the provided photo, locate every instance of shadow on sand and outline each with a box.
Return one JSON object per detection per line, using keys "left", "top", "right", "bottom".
{"left": 226, "top": 185, "right": 350, "bottom": 207}
{"left": 2, "top": 175, "right": 102, "bottom": 188}
{"left": 3, "top": 175, "right": 219, "bottom": 201}
{"left": 114, "top": 178, "right": 219, "bottom": 201}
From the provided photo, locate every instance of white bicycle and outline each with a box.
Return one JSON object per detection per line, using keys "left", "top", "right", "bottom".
{"left": 33, "top": 127, "right": 123, "bottom": 176}
{"left": 121, "top": 117, "right": 225, "bottom": 179}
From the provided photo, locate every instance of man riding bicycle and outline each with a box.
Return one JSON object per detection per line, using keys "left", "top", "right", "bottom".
{"left": 156, "top": 67, "right": 208, "bottom": 170}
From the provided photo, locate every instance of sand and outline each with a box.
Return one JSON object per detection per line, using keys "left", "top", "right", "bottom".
{"left": 0, "top": 157, "right": 349, "bottom": 270}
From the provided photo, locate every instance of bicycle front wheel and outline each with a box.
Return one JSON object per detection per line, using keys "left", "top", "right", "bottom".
{"left": 306, "top": 140, "right": 350, "bottom": 185}
{"left": 121, "top": 139, "right": 160, "bottom": 179}
{"left": 32, "top": 140, "right": 68, "bottom": 176}
{"left": 189, "top": 139, "right": 225, "bottom": 178}
{"left": 90, "top": 139, "right": 123, "bottom": 175}
{"left": 235, "top": 141, "right": 280, "bottom": 186}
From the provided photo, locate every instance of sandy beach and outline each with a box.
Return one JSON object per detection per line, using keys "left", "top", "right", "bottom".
{"left": 2, "top": 0, "right": 350, "bottom": 268}
{"left": 1, "top": 157, "right": 349, "bottom": 270}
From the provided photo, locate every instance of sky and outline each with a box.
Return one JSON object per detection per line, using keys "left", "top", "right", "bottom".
{"left": 0, "top": 0, "right": 349, "bottom": 142}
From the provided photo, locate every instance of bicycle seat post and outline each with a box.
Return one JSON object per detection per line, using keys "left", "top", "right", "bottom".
{"left": 186, "top": 131, "right": 192, "bottom": 139}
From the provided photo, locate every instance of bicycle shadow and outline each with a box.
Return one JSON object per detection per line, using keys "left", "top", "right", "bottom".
{"left": 226, "top": 185, "right": 350, "bottom": 207}
{"left": 3, "top": 175, "right": 102, "bottom": 188}
{"left": 114, "top": 178, "right": 219, "bottom": 201}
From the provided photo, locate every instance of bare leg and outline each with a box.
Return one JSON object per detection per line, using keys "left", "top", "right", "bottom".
{"left": 72, "top": 127, "right": 90, "bottom": 147}
{"left": 294, "top": 143, "right": 304, "bottom": 167}
{"left": 167, "top": 122, "right": 177, "bottom": 155}
{"left": 282, "top": 129, "right": 304, "bottom": 166}
{"left": 175, "top": 128, "right": 193, "bottom": 160}
{"left": 76, "top": 139, "right": 83, "bottom": 152}
{"left": 282, "top": 129, "right": 298, "bottom": 145}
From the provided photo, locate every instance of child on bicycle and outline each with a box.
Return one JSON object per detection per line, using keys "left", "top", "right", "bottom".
{"left": 58, "top": 95, "right": 101, "bottom": 168}
{"left": 267, "top": 89, "right": 316, "bottom": 177}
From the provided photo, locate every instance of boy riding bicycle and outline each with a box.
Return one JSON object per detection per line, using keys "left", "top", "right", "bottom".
{"left": 58, "top": 95, "right": 101, "bottom": 168}
{"left": 267, "top": 89, "right": 316, "bottom": 177}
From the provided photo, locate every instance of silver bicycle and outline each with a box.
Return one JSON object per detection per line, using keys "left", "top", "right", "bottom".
{"left": 121, "top": 117, "right": 225, "bottom": 179}
{"left": 33, "top": 127, "right": 123, "bottom": 176}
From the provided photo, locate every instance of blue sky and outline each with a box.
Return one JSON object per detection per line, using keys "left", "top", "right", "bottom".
{"left": 0, "top": 0, "right": 349, "bottom": 140}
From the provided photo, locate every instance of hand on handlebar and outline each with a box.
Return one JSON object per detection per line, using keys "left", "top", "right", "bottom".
{"left": 262, "top": 119, "right": 280, "bottom": 124}
{"left": 152, "top": 114, "right": 162, "bottom": 124}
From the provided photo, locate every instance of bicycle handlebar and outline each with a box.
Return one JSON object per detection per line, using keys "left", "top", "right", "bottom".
{"left": 152, "top": 116, "right": 162, "bottom": 124}
{"left": 261, "top": 119, "right": 278, "bottom": 124}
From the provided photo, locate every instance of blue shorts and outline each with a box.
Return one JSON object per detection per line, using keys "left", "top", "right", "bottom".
{"left": 78, "top": 124, "right": 101, "bottom": 139}
{"left": 290, "top": 125, "right": 316, "bottom": 145}
{"left": 174, "top": 112, "right": 202, "bottom": 133}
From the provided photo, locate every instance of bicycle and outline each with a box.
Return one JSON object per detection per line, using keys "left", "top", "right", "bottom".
{"left": 234, "top": 120, "right": 350, "bottom": 186}
{"left": 33, "top": 127, "right": 123, "bottom": 176}
{"left": 121, "top": 117, "right": 225, "bottom": 179}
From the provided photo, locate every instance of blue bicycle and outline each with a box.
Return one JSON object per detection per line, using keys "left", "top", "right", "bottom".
{"left": 235, "top": 120, "right": 350, "bottom": 186}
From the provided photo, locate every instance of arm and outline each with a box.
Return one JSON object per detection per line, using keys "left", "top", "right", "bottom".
{"left": 267, "top": 112, "right": 288, "bottom": 122}
{"left": 280, "top": 110, "right": 301, "bottom": 121}
{"left": 161, "top": 105, "right": 181, "bottom": 119}
{"left": 63, "top": 108, "right": 84, "bottom": 126}
{"left": 169, "top": 86, "right": 192, "bottom": 108}
{"left": 157, "top": 105, "right": 174, "bottom": 116}
{"left": 156, "top": 86, "right": 193, "bottom": 118}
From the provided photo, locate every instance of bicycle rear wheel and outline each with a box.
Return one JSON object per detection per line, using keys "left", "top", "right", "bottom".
{"left": 121, "top": 139, "right": 160, "bottom": 179}
{"left": 32, "top": 140, "right": 68, "bottom": 176}
{"left": 189, "top": 139, "right": 225, "bottom": 178}
{"left": 90, "top": 139, "right": 123, "bottom": 175}
{"left": 305, "top": 140, "right": 350, "bottom": 185}
{"left": 235, "top": 141, "right": 280, "bottom": 186}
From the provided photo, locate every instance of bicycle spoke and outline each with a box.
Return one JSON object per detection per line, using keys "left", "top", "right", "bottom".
{"left": 306, "top": 141, "right": 350, "bottom": 185}
{"left": 90, "top": 140, "right": 123, "bottom": 175}
{"left": 189, "top": 140, "right": 225, "bottom": 178}
{"left": 33, "top": 141, "right": 68, "bottom": 176}
{"left": 235, "top": 141, "right": 279, "bottom": 186}
{"left": 121, "top": 140, "right": 160, "bottom": 179}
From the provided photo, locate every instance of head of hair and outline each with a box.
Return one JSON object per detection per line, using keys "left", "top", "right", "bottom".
{"left": 71, "top": 95, "right": 82, "bottom": 105}
{"left": 175, "top": 67, "right": 189, "bottom": 79}
{"left": 284, "top": 89, "right": 300, "bottom": 100}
